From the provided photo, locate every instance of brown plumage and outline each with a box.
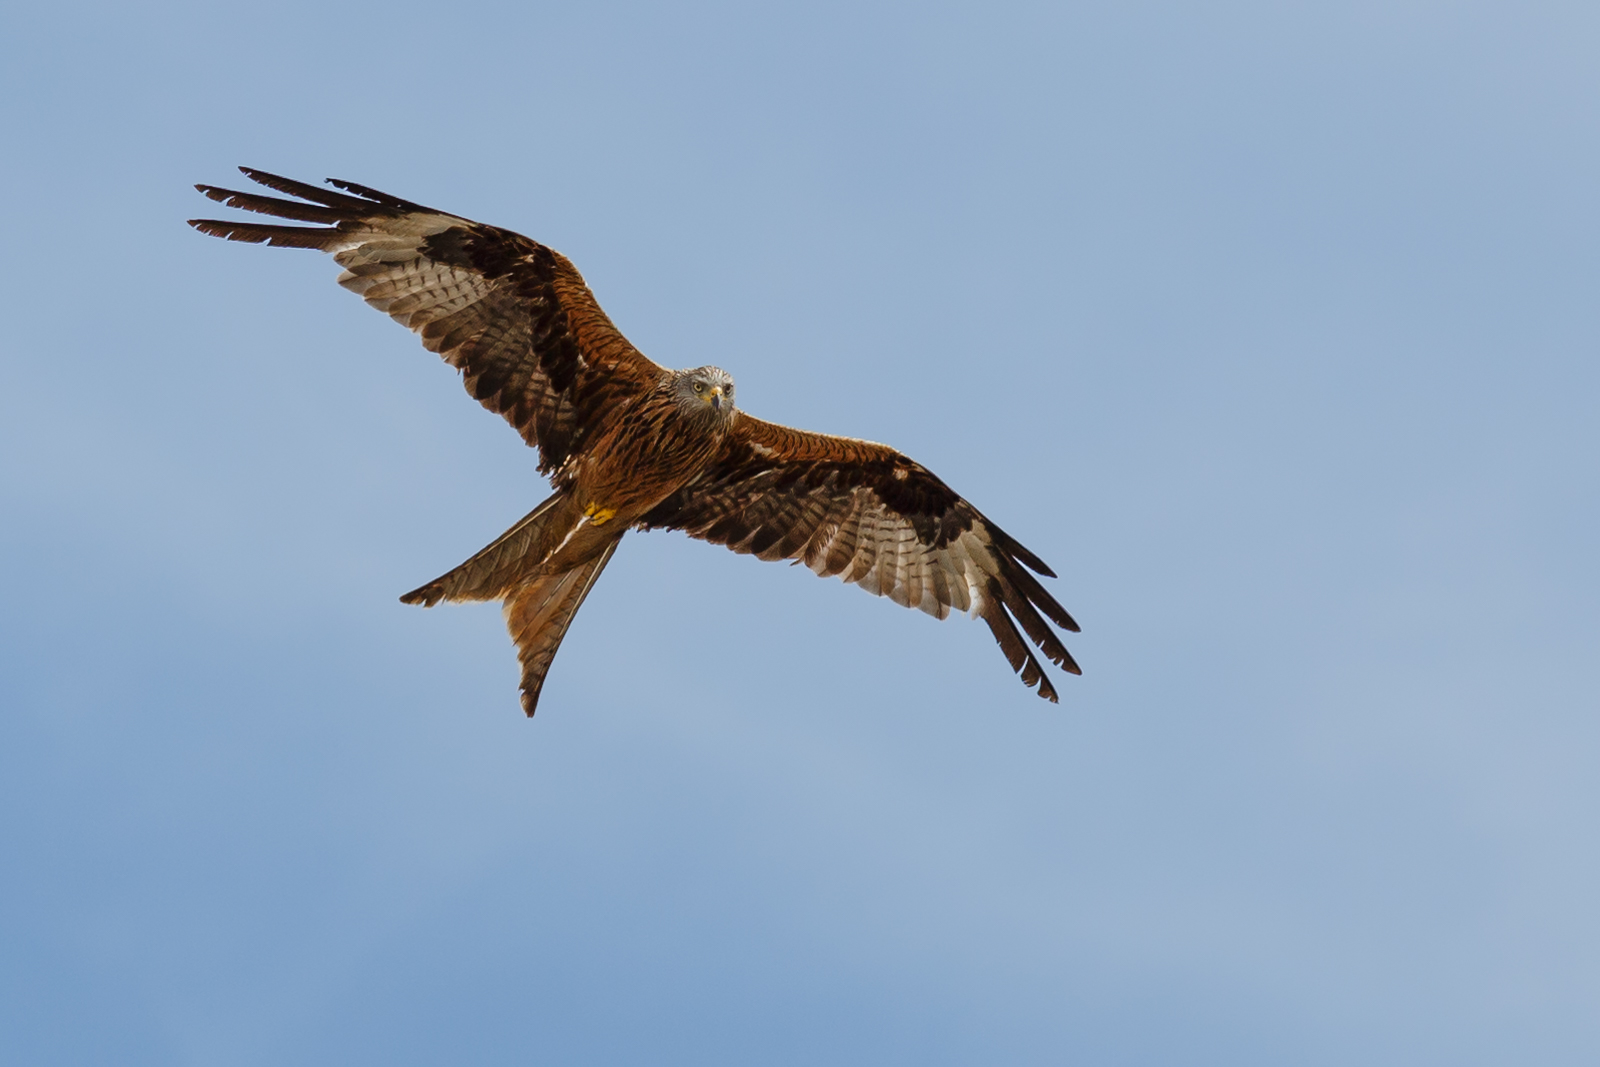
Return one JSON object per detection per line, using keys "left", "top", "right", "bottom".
{"left": 191, "top": 168, "right": 1081, "bottom": 714}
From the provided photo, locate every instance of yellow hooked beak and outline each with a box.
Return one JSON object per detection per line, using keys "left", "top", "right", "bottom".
{"left": 709, "top": 385, "right": 724, "bottom": 410}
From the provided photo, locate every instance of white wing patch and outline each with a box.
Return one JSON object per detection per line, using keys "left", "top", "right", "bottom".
{"left": 792, "top": 490, "right": 1000, "bottom": 622}
{"left": 329, "top": 218, "right": 496, "bottom": 335}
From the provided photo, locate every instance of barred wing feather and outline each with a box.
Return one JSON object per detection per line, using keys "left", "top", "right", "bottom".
{"left": 639, "top": 416, "right": 1080, "bottom": 701}
{"left": 189, "top": 167, "right": 664, "bottom": 475}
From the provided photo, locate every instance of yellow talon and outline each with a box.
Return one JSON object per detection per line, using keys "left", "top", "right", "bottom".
{"left": 584, "top": 503, "right": 617, "bottom": 526}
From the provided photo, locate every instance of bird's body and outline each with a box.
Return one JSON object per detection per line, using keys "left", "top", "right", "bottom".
{"left": 191, "top": 169, "right": 1081, "bottom": 714}
{"left": 567, "top": 367, "right": 735, "bottom": 531}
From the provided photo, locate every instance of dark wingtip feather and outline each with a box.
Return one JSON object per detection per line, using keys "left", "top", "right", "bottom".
{"left": 989, "top": 522, "right": 1057, "bottom": 578}
{"left": 1003, "top": 584, "right": 1077, "bottom": 671}
{"left": 194, "top": 184, "right": 351, "bottom": 223}
{"left": 980, "top": 587, "right": 1060, "bottom": 702}
{"left": 188, "top": 218, "right": 334, "bottom": 248}
{"left": 233, "top": 167, "right": 394, "bottom": 213}
{"left": 1002, "top": 559, "right": 1080, "bottom": 633}
{"left": 977, "top": 573, "right": 1080, "bottom": 699}
{"left": 1021, "top": 553, "right": 1057, "bottom": 579}
{"left": 325, "top": 176, "right": 434, "bottom": 214}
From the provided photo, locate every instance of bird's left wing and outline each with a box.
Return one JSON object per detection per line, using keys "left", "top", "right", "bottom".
{"left": 190, "top": 168, "right": 665, "bottom": 475}
{"left": 637, "top": 415, "right": 1080, "bottom": 700}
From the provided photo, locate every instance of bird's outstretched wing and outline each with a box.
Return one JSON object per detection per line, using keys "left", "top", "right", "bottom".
{"left": 639, "top": 415, "right": 1080, "bottom": 700}
{"left": 190, "top": 168, "right": 664, "bottom": 474}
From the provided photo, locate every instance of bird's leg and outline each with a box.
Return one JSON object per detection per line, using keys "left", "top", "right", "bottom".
{"left": 583, "top": 502, "right": 617, "bottom": 526}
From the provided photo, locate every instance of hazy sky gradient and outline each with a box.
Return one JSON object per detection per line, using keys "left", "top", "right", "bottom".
{"left": 3, "top": 1, "right": 1597, "bottom": 1063}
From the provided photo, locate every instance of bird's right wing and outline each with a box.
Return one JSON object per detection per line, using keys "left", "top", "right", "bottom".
{"left": 190, "top": 168, "right": 664, "bottom": 474}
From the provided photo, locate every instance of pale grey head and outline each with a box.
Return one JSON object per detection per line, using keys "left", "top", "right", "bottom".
{"left": 670, "top": 365, "right": 737, "bottom": 428}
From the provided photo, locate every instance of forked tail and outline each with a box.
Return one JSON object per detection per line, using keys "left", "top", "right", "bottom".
{"left": 400, "top": 492, "right": 621, "bottom": 714}
{"left": 400, "top": 495, "right": 566, "bottom": 607}
{"left": 501, "top": 539, "right": 621, "bottom": 715}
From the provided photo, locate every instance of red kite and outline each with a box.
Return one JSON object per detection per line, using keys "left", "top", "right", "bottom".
{"left": 192, "top": 169, "right": 1080, "bottom": 714}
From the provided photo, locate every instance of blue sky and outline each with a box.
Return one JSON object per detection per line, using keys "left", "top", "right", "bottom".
{"left": 3, "top": 1, "right": 1597, "bottom": 1063}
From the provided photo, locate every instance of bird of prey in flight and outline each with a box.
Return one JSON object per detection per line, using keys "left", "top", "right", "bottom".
{"left": 191, "top": 169, "right": 1081, "bottom": 714}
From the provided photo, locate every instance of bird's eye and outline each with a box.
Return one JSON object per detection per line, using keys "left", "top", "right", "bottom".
{"left": 693, "top": 382, "right": 704, "bottom": 393}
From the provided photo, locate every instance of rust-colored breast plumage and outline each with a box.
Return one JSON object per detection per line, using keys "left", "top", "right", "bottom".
{"left": 575, "top": 388, "right": 728, "bottom": 518}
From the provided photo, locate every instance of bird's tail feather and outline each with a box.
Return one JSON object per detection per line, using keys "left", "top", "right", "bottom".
{"left": 502, "top": 538, "right": 622, "bottom": 716}
{"left": 400, "top": 494, "right": 567, "bottom": 607}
